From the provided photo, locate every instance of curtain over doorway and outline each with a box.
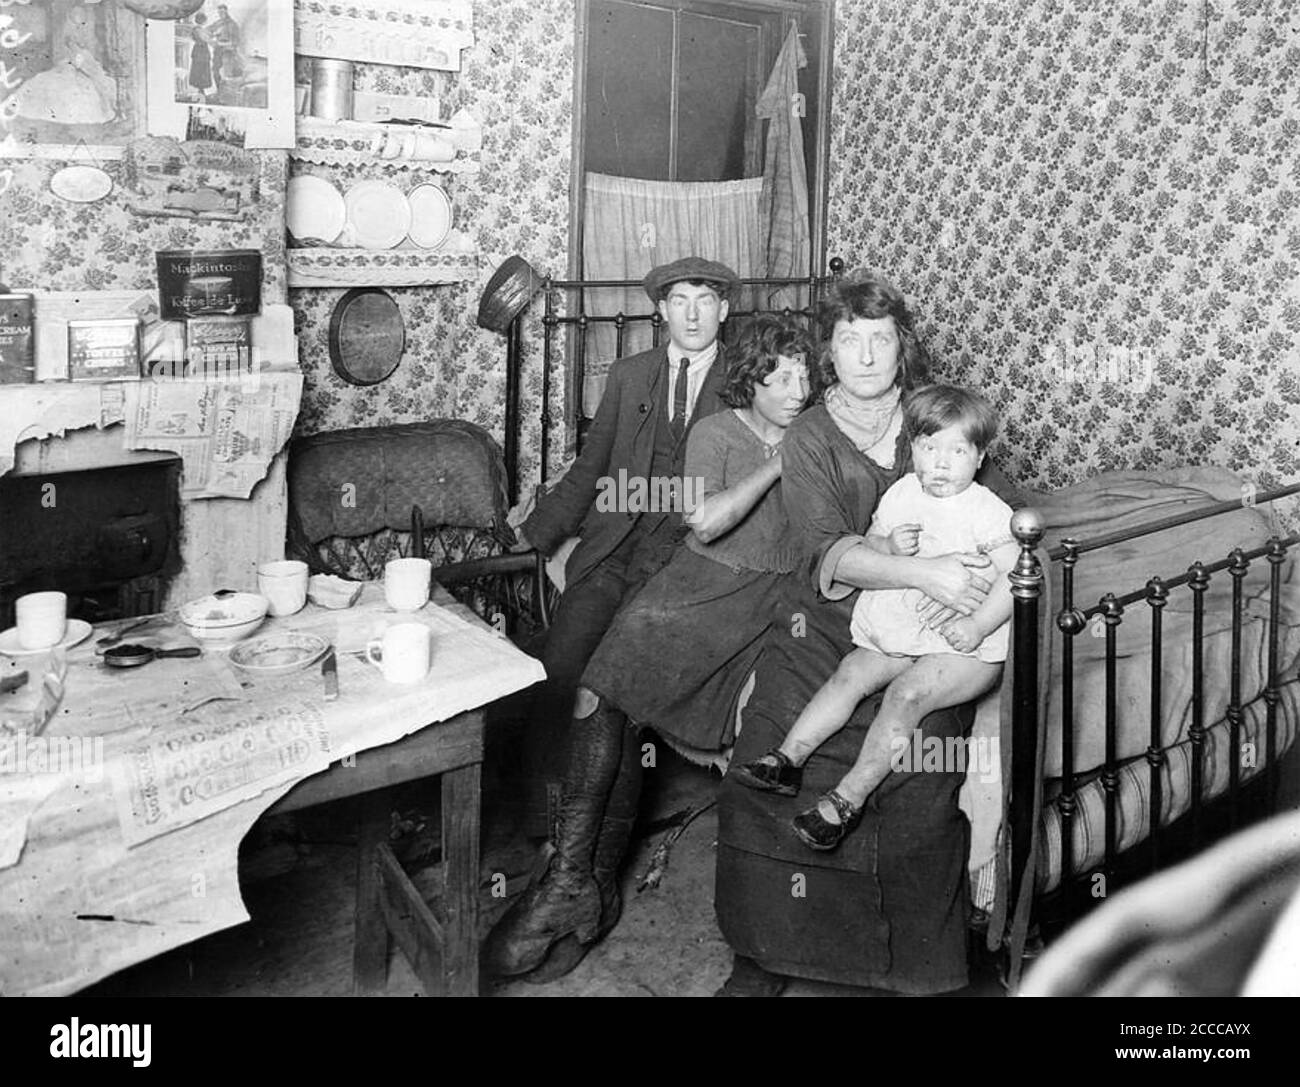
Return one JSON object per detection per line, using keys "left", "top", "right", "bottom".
{"left": 580, "top": 171, "right": 762, "bottom": 413}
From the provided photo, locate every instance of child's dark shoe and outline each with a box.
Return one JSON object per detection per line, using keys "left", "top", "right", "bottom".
{"left": 732, "top": 747, "right": 801, "bottom": 796}
{"left": 791, "top": 789, "right": 862, "bottom": 851}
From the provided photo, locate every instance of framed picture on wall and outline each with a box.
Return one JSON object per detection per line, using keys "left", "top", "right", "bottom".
{"left": 0, "top": 0, "right": 147, "bottom": 159}
{"left": 145, "top": 0, "right": 294, "bottom": 149}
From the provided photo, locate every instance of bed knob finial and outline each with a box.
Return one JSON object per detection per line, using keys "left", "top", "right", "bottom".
{"left": 1011, "top": 508, "right": 1045, "bottom": 547}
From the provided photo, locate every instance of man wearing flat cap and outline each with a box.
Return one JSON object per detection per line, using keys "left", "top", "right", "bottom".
{"left": 488, "top": 256, "right": 740, "bottom": 979}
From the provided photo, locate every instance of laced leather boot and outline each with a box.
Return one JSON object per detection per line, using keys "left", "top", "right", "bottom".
{"left": 526, "top": 718, "right": 643, "bottom": 982}
{"left": 483, "top": 704, "right": 624, "bottom": 978}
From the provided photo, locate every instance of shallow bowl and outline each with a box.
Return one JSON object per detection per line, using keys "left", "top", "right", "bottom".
{"left": 178, "top": 592, "right": 269, "bottom": 643}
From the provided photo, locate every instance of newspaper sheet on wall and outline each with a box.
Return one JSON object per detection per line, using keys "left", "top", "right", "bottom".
{"left": 126, "top": 372, "right": 303, "bottom": 498}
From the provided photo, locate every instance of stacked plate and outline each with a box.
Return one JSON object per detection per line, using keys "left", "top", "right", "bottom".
{"left": 287, "top": 175, "right": 347, "bottom": 245}
{"left": 286, "top": 175, "right": 452, "bottom": 250}
{"left": 405, "top": 183, "right": 452, "bottom": 249}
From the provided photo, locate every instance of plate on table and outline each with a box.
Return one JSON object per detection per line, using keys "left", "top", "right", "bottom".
{"left": 343, "top": 180, "right": 411, "bottom": 250}
{"left": 228, "top": 631, "right": 330, "bottom": 677}
{"left": 405, "top": 183, "right": 452, "bottom": 249}
{"left": 287, "top": 175, "right": 347, "bottom": 244}
{"left": 0, "top": 620, "right": 92, "bottom": 657}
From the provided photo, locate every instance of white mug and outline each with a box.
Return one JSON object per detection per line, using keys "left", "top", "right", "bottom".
{"left": 258, "top": 560, "right": 309, "bottom": 617}
{"left": 365, "top": 622, "right": 431, "bottom": 684}
{"left": 15, "top": 591, "right": 68, "bottom": 650}
{"left": 384, "top": 557, "right": 431, "bottom": 612}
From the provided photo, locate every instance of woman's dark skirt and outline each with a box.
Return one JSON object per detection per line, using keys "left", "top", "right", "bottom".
{"left": 581, "top": 547, "right": 782, "bottom": 752}
{"left": 715, "top": 571, "right": 974, "bottom": 994}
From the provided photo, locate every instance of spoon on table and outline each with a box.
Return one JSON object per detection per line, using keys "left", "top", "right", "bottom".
{"left": 96, "top": 616, "right": 163, "bottom": 651}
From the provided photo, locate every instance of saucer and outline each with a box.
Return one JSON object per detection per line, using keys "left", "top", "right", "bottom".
{"left": 0, "top": 619, "right": 93, "bottom": 656}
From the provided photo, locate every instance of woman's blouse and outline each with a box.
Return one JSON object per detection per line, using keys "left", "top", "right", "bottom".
{"left": 683, "top": 410, "right": 800, "bottom": 574}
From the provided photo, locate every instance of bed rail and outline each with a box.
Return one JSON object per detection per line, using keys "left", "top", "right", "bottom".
{"left": 1008, "top": 482, "right": 1300, "bottom": 932}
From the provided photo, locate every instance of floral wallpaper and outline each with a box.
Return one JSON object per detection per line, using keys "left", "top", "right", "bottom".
{"left": 0, "top": 154, "right": 287, "bottom": 299}
{"left": 827, "top": 0, "right": 1300, "bottom": 531}
{"left": 6, "top": 0, "right": 1296, "bottom": 534}
{"left": 290, "top": 0, "right": 575, "bottom": 497}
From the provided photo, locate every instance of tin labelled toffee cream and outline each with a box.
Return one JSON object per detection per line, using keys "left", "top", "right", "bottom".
{"left": 0, "top": 293, "right": 35, "bottom": 384}
{"left": 310, "top": 59, "right": 355, "bottom": 122}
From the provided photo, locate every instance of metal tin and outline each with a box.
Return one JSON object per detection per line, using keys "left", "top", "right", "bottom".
{"left": 67, "top": 318, "right": 141, "bottom": 381}
{"left": 156, "top": 249, "right": 262, "bottom": 319}
{"left": 0, "top": 293, "right": 35, "bottom": 384}
{"left": 310, "top": 59, "right": 355, "bottom": 122}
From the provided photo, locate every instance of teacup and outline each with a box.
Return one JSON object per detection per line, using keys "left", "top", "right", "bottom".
{"left": 365, "top": 622, "right": 431, "bottom": 684}
{"left": 16, "top": 591, "right": 67, "bottom": 650}
{"left": 258, "top": 560, "right": 309, "bottom": 617}
{"left": 384, "top": 557, "right": 431, "bottom": 612}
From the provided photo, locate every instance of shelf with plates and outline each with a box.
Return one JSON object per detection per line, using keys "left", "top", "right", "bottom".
{"left": 287, "top": 246, "right": 478, "bottom": 289}
{"left": 291, "top": 116, "right": 480, "bottom": 173}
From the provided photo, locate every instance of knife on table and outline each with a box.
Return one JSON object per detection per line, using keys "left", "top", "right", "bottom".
{"left": 321, "top": 648, "right": 338, "bottom": 701}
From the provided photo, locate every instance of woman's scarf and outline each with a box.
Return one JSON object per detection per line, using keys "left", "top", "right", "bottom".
{"left": 823, "top": 383, "right": 902, "bottom": 457}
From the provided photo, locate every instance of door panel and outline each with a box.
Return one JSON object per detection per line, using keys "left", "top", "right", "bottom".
{"left": 676, "top": 12, "right": 762, "bottom": 181}
{"left": 585, "top": 2, "right": 675, "bottom": 180}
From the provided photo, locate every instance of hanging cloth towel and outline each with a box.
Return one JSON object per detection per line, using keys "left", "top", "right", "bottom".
{"left": 756, "top": 23, "right": 812, "bottom": 309}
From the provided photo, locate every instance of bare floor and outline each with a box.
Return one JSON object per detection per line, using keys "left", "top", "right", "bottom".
{"left": 83, "top": 749, "right": 1002, "bottom": 998}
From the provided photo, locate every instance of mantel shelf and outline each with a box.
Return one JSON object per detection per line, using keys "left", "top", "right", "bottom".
{"left": 287, "top": 247, "right": 478, "bottom": 288}
{"left": 291, "top": 117, "right": 480, "bottom": 173}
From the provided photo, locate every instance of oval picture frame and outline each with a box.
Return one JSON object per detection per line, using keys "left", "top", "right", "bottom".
{"left": 328, "top": 288, "right": 406, "bottom": 386}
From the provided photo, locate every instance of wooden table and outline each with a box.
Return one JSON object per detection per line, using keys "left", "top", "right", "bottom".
{"left": 268, "top": 683, "right": 486, "bottom": 996}
{"left": 0, "top": 583, "right": 545, "bottom": 997}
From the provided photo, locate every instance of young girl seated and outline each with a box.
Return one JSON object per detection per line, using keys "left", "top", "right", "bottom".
{"left": 733, "top": 384, "right": 1018, "bottom": 850}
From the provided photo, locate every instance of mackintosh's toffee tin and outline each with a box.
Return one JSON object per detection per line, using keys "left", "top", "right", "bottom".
{"left": 156, "top": 249, "right": 262, "bottom": 320}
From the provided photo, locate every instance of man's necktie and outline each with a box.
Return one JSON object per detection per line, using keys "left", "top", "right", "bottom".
{"left": 671, "top": 358, "right": 689, "bottom": 441}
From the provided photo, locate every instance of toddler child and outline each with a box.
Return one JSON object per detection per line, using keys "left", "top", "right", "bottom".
{"left": 733, "top": 384, "right": 1017, "bottom": 850}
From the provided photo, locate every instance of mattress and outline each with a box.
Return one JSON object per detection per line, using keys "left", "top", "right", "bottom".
{"left": 970, "top": 681, "right": 1300, "bottom": 910}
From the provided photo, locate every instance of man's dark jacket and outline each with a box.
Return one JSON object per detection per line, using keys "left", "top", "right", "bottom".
{"left": 522, "top": 344, "right": 728, "bottom": 591}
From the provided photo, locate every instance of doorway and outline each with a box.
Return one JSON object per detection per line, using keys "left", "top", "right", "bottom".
{"left": 563, "top": 0, "right": 834, "bottom": 423}
{"left": 571, "top": 0, "right": 834, "bottom": 279}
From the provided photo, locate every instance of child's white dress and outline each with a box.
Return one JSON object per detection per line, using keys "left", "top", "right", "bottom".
{"left": 850, "top": 472, "right": 1014, "bottom": 664}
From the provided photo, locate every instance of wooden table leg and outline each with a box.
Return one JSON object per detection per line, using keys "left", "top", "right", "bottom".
{"left": 441, "top": 761, "right": 481, "bottom": 997}
{"left": 353, "top": 789, "right": 390, "bottom": 995}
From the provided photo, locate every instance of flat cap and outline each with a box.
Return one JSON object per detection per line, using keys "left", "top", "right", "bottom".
{"left": 642, "top": 257, "right": 741, "bottom": 304}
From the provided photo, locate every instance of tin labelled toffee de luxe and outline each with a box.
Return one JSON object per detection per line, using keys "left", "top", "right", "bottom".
{"left": 156, "top": 249, "right": 262, "bottom": 320}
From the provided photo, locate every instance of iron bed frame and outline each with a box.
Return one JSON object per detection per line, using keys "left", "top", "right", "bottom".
{"left": 1006, "top": 488, "right": 1300, "bottom": 937}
